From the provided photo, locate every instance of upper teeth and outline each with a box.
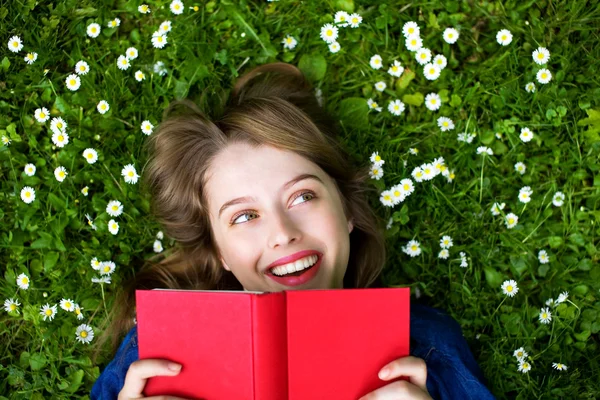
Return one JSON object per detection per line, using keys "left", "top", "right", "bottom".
{"left": 270, "top": 255, "right": 318, "bottom": 276}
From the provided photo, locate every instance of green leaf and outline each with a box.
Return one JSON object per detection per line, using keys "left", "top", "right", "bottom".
{"left": 298, "top": 53, "right": 327, "bottom": 82}
{"left": 53, "top": 96, "right": 68, "bottom": 114}
{"left": 402, "top": 92, "right": 424, "bottom": 106}
{"left": 44, "top": 252, "right": 60, "bottom": 272}
{"left": 548, "top": 236, "right": 563, "bottom": 248}
{"left": 483, "top": 266, "right": 503, "bottom": 289}
{"left": 574, "top": 330, "right": 591, "bottom": 342}
{"left": 335, "top": 0, "right": 354, "bottom": 12}
{"left": 29, "top": 353, "right": 47, "bottom": 371}
{"left": 395, "top": 69, "right": 415, "bottom": 90}
{"left": 428, "top": 12, "right": 440, "bottom": 29}
{"left": 1, "top": 56, "right": 10, "bottom": 72}
{"left": 338, "top": 97, "right": 369, "bottom": 130}
{"left": 30, "top": 232, "right": 54, "bottom": 249}
{"left": 19, "top": 351, "right": 30, "bottom": 369}
{"left": 537, "top": 264, "right": 549, "bottom": 277}
{"left": 66, "top": 369, "right": 85, "bottom": 393}
{"left": 481, "top": 131, "right": 495, "bottom": 145}
{"left": 449, "top": 94, "right": 462, "bottom": 108}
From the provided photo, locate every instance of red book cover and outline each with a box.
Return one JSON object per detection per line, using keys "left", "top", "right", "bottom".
{"left": 136, "top": 287, "right": 410, "bottom": 400}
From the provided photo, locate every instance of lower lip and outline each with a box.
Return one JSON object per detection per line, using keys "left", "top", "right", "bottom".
{"left": 266, "top": 256, "right": 322, "bottom": 287}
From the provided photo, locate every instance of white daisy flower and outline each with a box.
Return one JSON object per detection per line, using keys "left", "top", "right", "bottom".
{"left": 412, "top": 166, "right": 424, "bottom": 183}
{"left": 367, "top": 98, "right": 382, "bottom": 112}
{"left": 100, "top": 261, "right": 116, "bottom": 275}
{"left": 513, "top": 347, "right": 528, "bottom": 361}
{"left": 320, "top": 23, "right": 339, "bottom": 43}
{"left": 556, "top": 291, "right": 569, "bottom": 304}
{"left": 433, "top": 157, "right": 445, "bottom": 175}
{"left": 501, "top": 279, "right": 519, "bottom": 297}
{"left": 518, "top": 186, "right": 533, "bottom": 203}
{"left": 4, "top": 298, "right": 21, "bottom": 314}
{"left": 151, "top": 33, "right": 168, "bottom": 49}
{"left": 490, "top": 202, "right": 505, "bottom": 216}
{"left": 370, "top": 152, "right": 385, "bottom": 167}
{"left": 51, "top": 130, "right": 69, "bottom": 147}
{"left": 24, "top": 163, "right": 36, "bottom": 176}
{"left": 122, "top": 164, "right": 139, "bottom": 184}
{"left": 423, "top": 63, "right": 441, "bottom": 80}
{"left": 8, "top": 36, "right": 24, "bottom": 52}
{"left": 91, "top": 257, "right": 102, "bottom": 271}
{"left": 459, "top": 251, "right": 469, "bottom": 267}
{"left": 108, "top": 18, "right": 121, "bottom": 28}
{"left": 552, "top": 191, "right": 565, "bottom": 207}
{"left": 334, "top": 11, "right": 350, "bottom": 28}
{"left": 403, "top": 240, "right": 421, "bottom": 257}
{"left": 40, "top": 303, "right": 58, "bottom": 321}
{"left": 421, "top": 163, "right": 437, "bottom": 180}
{"left": 505, "top": 213, "right": 518, "bottom": 229}
{"left": 347, "top": 13, "right": 362, "bottom": 28}
{"left": 17, "top": 273, "right": 30, "bottom": 289}
{"left": 446, "top": 170, "right": 456, "bottom": 183}
{"left": 141, "top": 120, "right": 154, "bottom": 135}
{"left": 50, "top": 117, "right": 67, "bottom": 134}
{"left": 518, "top": 360, "right": 531, "bottom": 373}
{"left": 477, "top": 146, "right": 493, "bottom": 156}
{"left": 400, "top": 179, "right": 415, "bottom": 197}
{"left": 539, "top": 307, "right": 552, "bottom": 324}
{"left": 457, "top": 132, "right": 476, "bottom": 143}
{"left": 75, "top": 324, "right": 94, "bottom": 344}
{"left": 75, "top": 60, "right": 90, "bottom": 75}
{"left": 409, "top": 148, "right": 419, "bottom": 155}
{"left": 85, "top": 213, "right": 97, "bottom": 230}
{"left": 108, "top": 219, "right": 119, "bottom": 235}
{"left": 282, "top": 35, "right": 298, "bottom": 50}
{"left": 440, "top": 235, "right": 453, "bottom": 249}
{"left": 34, "top": 107, "right": 50, "bottom": 123}
{"left": 117, "top": 55, "right": 131, "bottom": 70}
{"left": 536, "top": 68, "right": 552, "bottom": 84}
{"left": 496, "top": 29, "right": 513, "bottom": 46}
{"left": 433, "top": 54, "right": 447, "bottom": 69}
{"left": 83, "top": 148, "right": 98, "bottom": 164}
{"left": 60, "top": 298, "right": 75, "bottom": 312}
{"left": 74, "top": 304, "right": 84, "bottom": 320}
{"left": 65, "top": 74, "right": 81, "bottom": 91}
{"left": 514, "top": 162, "right": 526, "bottom": 175}
{"left": 369, "top": 54, "right": 383, "bottom": 70}
{"left": 369, "top": 165, "right": 384, "bottom": 180}
{"left": 443, "top": 28, "right": 459, "bottom": 44}
{"left": 54, "top": 166, "right": 68, "bottom": 182}
{"left": 96, "top": 100, "right": 109, "bottom": 114}
{"left": 538, "top": 250, "right": 549, "bottom": 264}
{"left": 405, "top": 34, "right": 423, "bottom": 52}
{"left": 387, "top": 60, "right": 404, "bottom": 77}
{"left": 328, "top": 41, "right": 341, "bottom": 53}
{"left": 20, "top": 187, "right": 35, "bottom": 204}
{"left": 525, "top": 82, "right": 536, "bottom": 93}
{"left": 389, "top": 185, "right": 406, "bottom": 205}
{"left": 374, "top": 81, "right": 387, "bottom": 92}
{"left": 138, "top": 4, "right": 150, "bottom": 13}
{"left": 379, "top": 190, "right": 394, "bottom": 207}
{"left": 153, "top": 240, "right": 164, "bottom": 253}
{"left": 156, "top": 231, "right": 164, "bottom": 240}
{"left": 135, "top": 70, "right": 145, "bottom": 81}
{"left": 81, "top": 186, "right": 89, "bottom": 196}
{"left": 126, "top": 47, "right": 139, "bottom": 60}
{"left": 437, "top": 117, "right": 454, "bottom": 131}
{"left": 92, "top": 276, "right": 112, "bottom": 284}
{"left": 552, "top": 362, "right": 568, "bottom": 371}
{"left": 415, "top": 48, "right": 432, "bottom": 65}
{"left": 170, "top": 0, "right": 184, "bottom": 14}
{"left": 388, "top": 99, "right": 405, "bottom": 116}
{"left": 546, "top": 298, "right": 556, "bottom": 307}
{"left": 532, "top": 47, "right": 550, "bottom": 65}
{"left": 106, "top": 200, "right": 124, "bottom": 217}
{"left": 438, "top": 249, "right": 450, "bottom": 259}
{"left": 2, "top": 136, "right": 11, "bottom": 146}
{"left": 24, "top": 52, "right": 38, "bottom": 64}
{"left": 402, "top": 21, "right": 420, "bottom": 38}
{"left": 520, "top": 127, "right": 534, "bottom": 142}
{"left": 425, "top": 93, "right": 442, "bottom": 111}
{"left": 87, "top": 23, "right": 101, "bottom": 38}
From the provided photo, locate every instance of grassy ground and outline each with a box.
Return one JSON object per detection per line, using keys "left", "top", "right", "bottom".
{"left": 1, "top": 0, "right": 599, "bottom": 398}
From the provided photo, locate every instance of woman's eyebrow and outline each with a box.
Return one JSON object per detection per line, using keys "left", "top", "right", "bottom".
{"left": 218, "top": 173, "right": 324, "bottom": 218}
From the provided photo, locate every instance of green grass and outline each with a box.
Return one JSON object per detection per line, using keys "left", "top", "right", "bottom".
{"left": 1, "top": 0, "right": 600, "bottom": 398}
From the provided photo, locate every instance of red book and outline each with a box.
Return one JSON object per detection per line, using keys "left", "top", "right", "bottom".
{"left": 136, "top": 287, "right": 410, "bottom": 399}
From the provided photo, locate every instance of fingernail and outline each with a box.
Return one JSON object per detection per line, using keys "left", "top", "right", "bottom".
{"left": 378, "top": 368, "right": 389, "bottom": 379}
{"left": 168, "top": 362, "right": 182, "bottom": 371}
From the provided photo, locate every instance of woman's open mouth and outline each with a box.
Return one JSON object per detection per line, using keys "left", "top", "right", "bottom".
{"left": 265, "top": 255, "right": 322, "bottom": 287}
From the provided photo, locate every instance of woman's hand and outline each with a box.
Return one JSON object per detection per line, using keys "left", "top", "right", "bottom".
{"left": 118, "top": 358, "right": 191, "bottom": 400}
{"left": 358, "top": 356, "right": 432, "bottom": 400}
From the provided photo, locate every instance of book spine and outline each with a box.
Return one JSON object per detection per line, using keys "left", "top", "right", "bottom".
{"left": 252, "top": 292, "right": 288, "bottom": 400}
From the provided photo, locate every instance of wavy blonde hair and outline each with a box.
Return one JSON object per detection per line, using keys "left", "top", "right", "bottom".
{"left": 92, "top": 62, "right": 387, "bottom": 362}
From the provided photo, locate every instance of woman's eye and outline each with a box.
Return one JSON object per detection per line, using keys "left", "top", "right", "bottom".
{"left": 230, "top": 191, "right": 316, "bottom": 226}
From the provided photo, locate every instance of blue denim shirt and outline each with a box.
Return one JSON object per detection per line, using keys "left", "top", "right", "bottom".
{"left": 91, "top": 303, "right": 496, "bottom": 399}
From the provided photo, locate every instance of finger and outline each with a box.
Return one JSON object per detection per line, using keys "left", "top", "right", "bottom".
{"left": 358, "top": 380, "right": 432, "bottom": 400}
{"left": 378, "top": 356, "right": 428, "bottom": 391}
{"left": 119, "top": 359, "right": 182, "bottom": 399}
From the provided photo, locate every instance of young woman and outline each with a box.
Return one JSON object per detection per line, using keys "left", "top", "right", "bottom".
{"left": 90, "top": 62, "right": 496, "bottom": 399}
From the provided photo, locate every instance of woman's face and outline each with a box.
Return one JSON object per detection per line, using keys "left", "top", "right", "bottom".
{"left": 205, "top": 143, "right": 353, "bottom": 292}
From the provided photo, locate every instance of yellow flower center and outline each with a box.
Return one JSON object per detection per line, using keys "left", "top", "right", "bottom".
{"left": 327, "top": 29, "right": 332, "bottom": 36}
{"left": 87, "top": 153, "right": 93, "bottom": 159}
{"left": 112, "top": 205, "right": 118, "bottom": 211}
{"left": 128, "top": 171, "right": 134, "bottom": 177}
{"left": 373, "top": 169, "right": 378, "bottom": 174}
{"left": 81, "top": 331, "right": 88, "bottom": 338}
{"left": 80, "top": 66, "right": 86, "bottom": 71}
{"left": 384, "top": 195, "right": 391, "bottom": 200}
{"left": 40, "top": 112, "right": 46, "bottom": 119}
{"left": 450, "top": 173, "right": 455, "bottom": 179}
{"left": 69, "top": 79, "right": 76, "bottom": 85}
{"left": 411, "top": 245, "right": 417, "bottom": 251}
{"left": 104, "top": 266, "right": 110, "bottom": 272}
{"left": 92, "top": 27, "right": 97, "bottom": 33}
{"left": 65, "top": 302, "right": 71, "bottom": 308}
{"left": 22, "top": 277, "right": 28, "bottom": 284}
{"left": 538, "top": 53, "right": 544, "bottom": 59}
{"left": 45, "top": 309, "right": 52, "bottom": 316}
{"left": 26, "top": 192, "right": 31, "bottom": 198}
{"left": 10, "top": 304, "right": 16, "bottom": 311}
{"left": 542, "top": 73, "right": 547, "bottom": 79}
{"left": 372, "top": 103, "right": 378, "bottom": 108}
{"left": 28, "top": 54, "right": 34, "bottom": 59}
{"left": 431, "top": 99, "right": 436, "bottom": 104}
{"left": 75, "top": 308, "right": 81, "bottom": 315}
{"left": 111, "top": 223, "right": 117, "bottom": 229}
{"left": 542, "top": 313, "right": 547, "bottom": 318}
{"left": 416, "top": 172, "right": 423, "bottom": 177}
{"left": 352, "top": 18, "right": 358, "bottom": 23}
{"left": 101, "top": 104, "right": 106, "bottom": 109}
{"left": 59, "top": 172, "right": 65, "bottom": 178}
{"left": 58, "top": 135, "right": 64, "bottom": 141}
{"left": 509, "top": 218, "right": 515, "bottom": 224}
{"left": 12, "top": 42, "right": 18, "bottom": 47}
{"left": 507, "top": 285, "right": 513, "bottom": 291}
{"left": 394, "top": 106, "right": 399, "bottom": 110}
{"left": 175, "top": 4, "right": 180, "bottom": 9}
{"left": 158, "top": 37, "right": 163, "bottom": 42}
{"left": 421, "top": 54, "right": 426, "bottom": 59}
{"left": 501, "top": 35, "right": 507, "bottom": 41}
{"left": 430, "top": 68, "right": 436, "bottom": 74}
{"left": 403, "top": 184, "right": 410, "bottom": 191}
{"left": 141, "top": 5, "right": 148, "bottom": 11}
{"left": 448, "top": 33, "right": 453, "bottom": 38}
{"left": 411, "top": 40, "right": 417, "bottom": 45}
